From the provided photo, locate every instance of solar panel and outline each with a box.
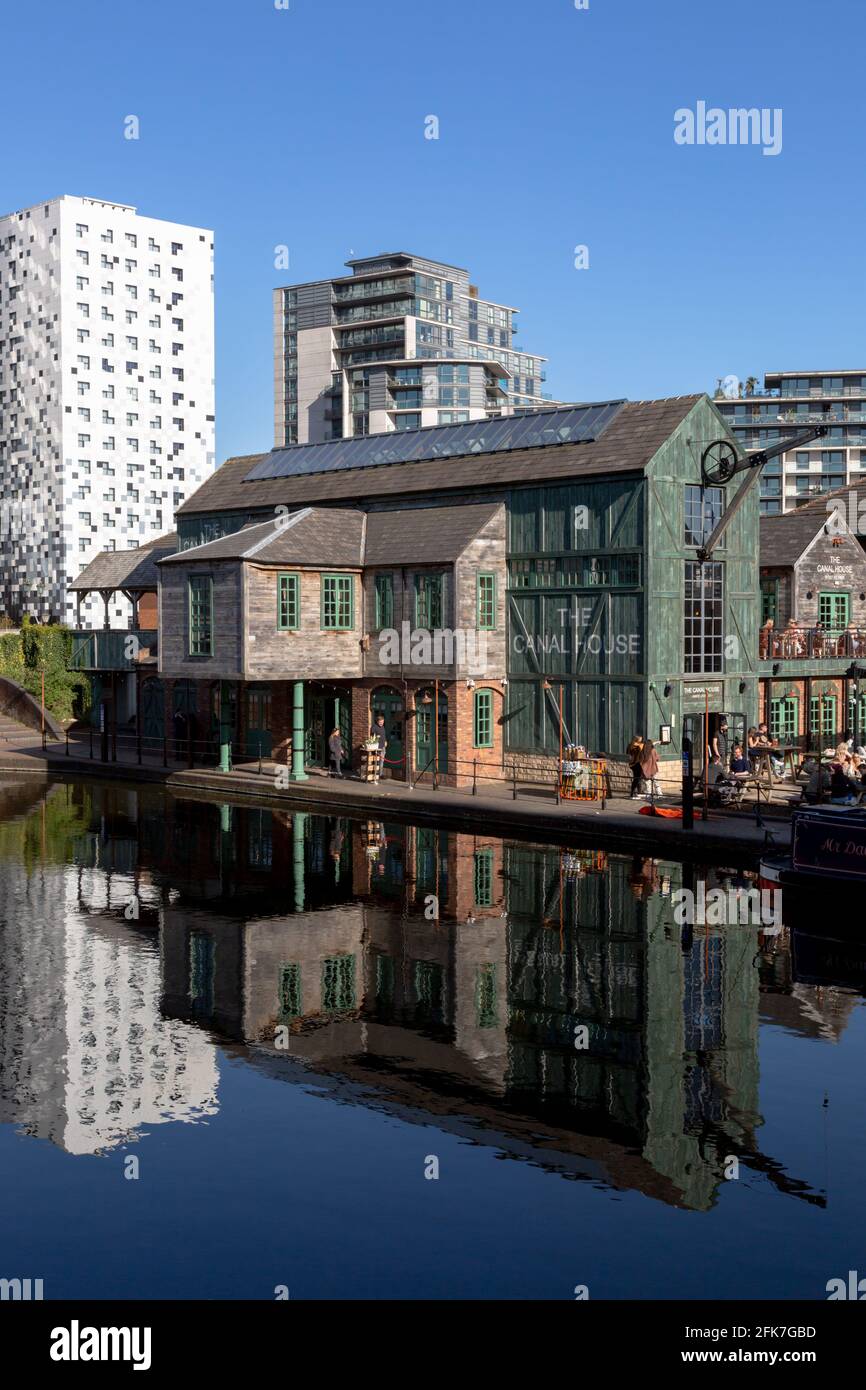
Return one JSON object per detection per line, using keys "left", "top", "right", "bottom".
{"left": 244, "top": 402, "right": 626, "bottom": 482}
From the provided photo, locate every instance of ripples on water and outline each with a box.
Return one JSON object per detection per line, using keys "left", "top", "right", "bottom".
{"left": 0, "top": 777, "right": 863, "bottom": 1299}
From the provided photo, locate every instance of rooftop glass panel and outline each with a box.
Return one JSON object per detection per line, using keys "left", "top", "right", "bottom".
{"left": 244, "top": 402, "right": 625, "bottom": 482}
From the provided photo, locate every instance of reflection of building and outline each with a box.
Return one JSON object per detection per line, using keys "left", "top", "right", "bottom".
{"left": 149, "top": 798, "right": 775, "bottom": 1211}
{"left": 0, "top": 787, "right": 218, "bottom": 1155}
{"left": 0, "top": 784, "right": 836, "bottom": 1213}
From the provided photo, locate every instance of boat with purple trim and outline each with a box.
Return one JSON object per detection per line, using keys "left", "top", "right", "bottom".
{"left": 760, "top": 805, "right": 866, "bottom": 918}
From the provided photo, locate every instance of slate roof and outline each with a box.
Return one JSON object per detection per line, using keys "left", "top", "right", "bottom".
{"left": 759, "top": 513, "right": 839, "bottom": 567}
{"left": 159, "top": 503, "right": 501, "bottom": 568}
{"left": 175, "top": 397, "right": 703, "bottom": 517}
{"left": 70, "top": 533, "right": 178, "bottom": 591}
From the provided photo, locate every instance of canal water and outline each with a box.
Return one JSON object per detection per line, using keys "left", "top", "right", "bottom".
{"left": 0, "top": 776, "right": 863, "bottom": 1300}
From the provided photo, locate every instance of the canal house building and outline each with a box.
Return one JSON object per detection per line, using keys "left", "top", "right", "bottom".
{"left": 758, "top": 508, "right": 866, "bottom": 747}
{"left": 70, "top": 396, "right": 765, "bottom": 783}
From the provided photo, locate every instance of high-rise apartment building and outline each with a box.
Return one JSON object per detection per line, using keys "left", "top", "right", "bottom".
{"left": 0, "top": 194, "right": 215, "bottom": 623}
{"left": 274, "top": 251, "right": 552, "bottom": 446}
{"left": 715, "top": 370, "right": 866, "bottom": 515}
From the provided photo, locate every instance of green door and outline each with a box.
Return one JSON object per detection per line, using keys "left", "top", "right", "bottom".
{"left": 415, "top": 689, "right": 448, "bottom": 777}
{"left": 371, "top": 687, "right": 405, "bottom": 780}
{"left": 306, "top": 694, "right": 327, "bottom": 766}
{"left": 141, "top": 677, "right": 164, "bottom": 743}
{"left": 246, "top": 685, "right": 273, "bottom": 758}
{"left": 819, "top": 591, "right": 850, "bottom": 642}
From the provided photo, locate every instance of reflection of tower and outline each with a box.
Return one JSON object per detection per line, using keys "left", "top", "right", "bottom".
{"left": 0, "top": 841, "right": 219, "bottom": 1155}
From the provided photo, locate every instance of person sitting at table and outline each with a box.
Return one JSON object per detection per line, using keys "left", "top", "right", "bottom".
{"left": 830, "top": 757, "right": 858, "bottom": 805}
{"left": 755, "top": 722, "right": 784, "bottom": 777}
{"left": 759, "top": 618, "right": 774, "bottom": 659}
{"left": 730, "top": 743, "right": 751, "bottom": 774}
{"left": 804, "top": 760, "right": 832, "bottom": 803}
{"left": 812, "top": 620, "right": 825, "bottom": 658}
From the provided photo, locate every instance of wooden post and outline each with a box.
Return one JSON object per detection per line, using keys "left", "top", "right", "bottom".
{"left": 702, "top": 688, "right": 709, "bottom": 821}
{"left": 434, "top": 678, "right": 439, "bottom": 787}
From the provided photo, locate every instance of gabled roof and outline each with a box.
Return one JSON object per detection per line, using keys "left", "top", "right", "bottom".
{"left": 175, "top": 397, "right": 704, "bottom": 518}
{"left": 159, "top": 503, "right": 502, "bottom": 569}
{"left": 759, "top": 512, "right": 846, "bottom": 567}
{"left": 70, "top": 533, "right": 178, "bottom": 592}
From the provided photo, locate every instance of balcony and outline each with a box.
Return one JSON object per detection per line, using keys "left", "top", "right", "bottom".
{"left": 759, "top": 626, "right": 866, "bottom": 662}
{"left": 71, "top": 629, "right": 158, "bottom": 671}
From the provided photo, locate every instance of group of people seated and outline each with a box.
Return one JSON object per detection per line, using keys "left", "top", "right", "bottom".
{"left": 705, "top": 720, "right": 787, "bottom": 804}
{"left": 803, "top": 740, "right": 866, "bottom": 805}
{"left": 759, "top": 617, "right": 866, "bottom": 660}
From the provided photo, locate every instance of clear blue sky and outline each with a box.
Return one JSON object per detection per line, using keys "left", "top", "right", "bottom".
{"left": 6, "top": 0, "right": 865, "bottom": 463}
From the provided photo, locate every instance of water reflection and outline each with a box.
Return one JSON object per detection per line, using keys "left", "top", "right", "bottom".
{"left": 0, "top": 778, "right": 860, "bottom": 1215}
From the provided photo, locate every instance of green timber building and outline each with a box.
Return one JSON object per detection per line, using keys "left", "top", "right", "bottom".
{"left": 71, "top": 396, "right": 760, "bottom": 780}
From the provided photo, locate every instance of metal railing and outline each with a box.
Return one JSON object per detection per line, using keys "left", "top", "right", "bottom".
{"left": 70, "top": 628, "right": 158, "bottom": 670}
{"left": 759, "top": 626, "right": 866, "bottom": 660}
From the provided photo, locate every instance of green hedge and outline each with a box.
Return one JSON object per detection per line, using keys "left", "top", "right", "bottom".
{"left": 0, "top": 620, "right": 90, "bottom": 724}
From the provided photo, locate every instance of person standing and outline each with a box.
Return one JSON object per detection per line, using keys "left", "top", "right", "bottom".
{"left": 371, "top": 712, "right": 388, "bottom": 784}
{"left": 711, "top": 718, "right": 730, "bottom": 770}
{"left": 328, "top": 727, "right": 344, "bottom": 778}
{"left": 639, "top": 739, "right": 660, "bottom": 799}
{"left": 626, "top": 734, "right": 645, "bottom": 799}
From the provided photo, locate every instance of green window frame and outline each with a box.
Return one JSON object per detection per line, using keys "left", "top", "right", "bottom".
{"left": 473, "top": 688, "right": 494, "bottom": 748}
{"left": 321, "top": 954, "right": 356, "bottom": 1011}
{"left": 809, "top": 695, "right": 837, "bottom": 741}
{"left": 277, "top": 572, "right": 300, "bottom": 630}
{"left": 818, "top": 591, "right": 850, "bottom": 633}
{"left": 278, "top": 963, "right": 302, "bottom": 1019}
{"left": 414, "top": 572, "right": 444, "bottom": 628}
{"left": 761, "top": 578, "right": 779, "bottom": 625}
{"left": 477, "top": 572, "right": 496, "bottom": 629}
{"left": 473, "top": 848, "right": 494, "bottom": 907}
{"left": 188, "top": 574, "right": 213, "bottom": 656}
{"left": 321, "top": 573, "right": 354, "bottom": 630}
{"left": 769, "top": 695, "right": 798, "bottom": 742}
{"left": 475, "top": 961, "right": 497, "bottom": 1028}
{"left": 374, "top": 573, "right": 394, "bottom": 630}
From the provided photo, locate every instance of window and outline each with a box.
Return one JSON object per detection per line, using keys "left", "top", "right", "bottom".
{"left": 415, "top": 572, "right": 443, "bottom": 628}
{"left": 278, "top": 963, "right": 302, "bottom": 1020}
{"left": 321, "top": 574, "right": 354, "bottom": 630}
{"left": 770, "top": 696, "right": 798, "bottom": 742}
{"left": 473, "top": 850, "right": 494, "bottom": 908}
{"left": 473, "top": 688, "right": 494, "bottom": 748}
{"left": 684, "top": 561, "right": 724, "bottom": 674}
{"left": 321, "top": 955, "right": 356, "bottom": 1012}
{"left": 188, "top": 575, "right": 213, "bottom": 655}
{"left": 477, "top": 572, "right": 496, "bottom": 629}
{"left": 761, "top": 578, "right": 779, "bottom": 625}
{"left": 277, "top": 573, "right": 299, "bottom": 630}
{"left": 818, "top": 591, "right": 850, "bottom": 633}
{"left": 374, "top": 573, "right": 394, "bottom": 630}
{"left": 475, "top": 961, "right": 497, "bottom": 1027}
{"left": 684, "top": 484, "right": 724, "bottom": 547}
{"left": 810, "top": 695, "right": 837, "bottom": 741}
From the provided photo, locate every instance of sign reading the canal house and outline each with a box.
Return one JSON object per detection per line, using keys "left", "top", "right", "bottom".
{"left": 682, "top": 682, "right": 723, "bottom": 712}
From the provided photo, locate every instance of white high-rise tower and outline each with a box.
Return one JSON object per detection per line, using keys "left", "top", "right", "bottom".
{"left": 0, "top": 194, "right": 215, "bottom": 623}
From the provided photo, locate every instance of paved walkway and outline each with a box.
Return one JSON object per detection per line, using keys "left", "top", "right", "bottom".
{"left": 0, "top": 731, "right": 794, "bottom": 858}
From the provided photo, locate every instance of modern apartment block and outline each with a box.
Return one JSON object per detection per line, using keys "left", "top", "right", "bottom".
{"left": 274, "top": 251, "right": 552, "bottom": 446}
{"left": 0, "top": 194, "right": 215, "bottom": 624}
{"left": 715, "top": 370, "right": 866, "bottom": 516}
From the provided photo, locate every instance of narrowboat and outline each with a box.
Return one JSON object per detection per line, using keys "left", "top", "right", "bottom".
{"left": 760, "top": 806, "right": 866, "bottom": 927}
